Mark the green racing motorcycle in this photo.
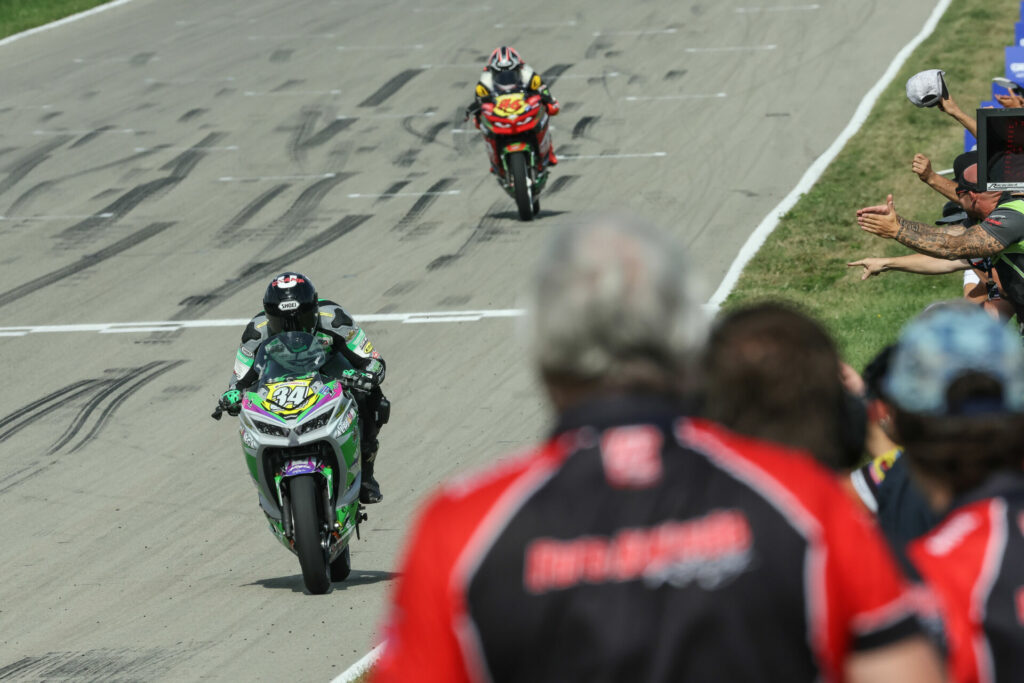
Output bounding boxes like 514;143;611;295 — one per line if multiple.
212;331;366;594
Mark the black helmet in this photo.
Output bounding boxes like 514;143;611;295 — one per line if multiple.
263;272;319;335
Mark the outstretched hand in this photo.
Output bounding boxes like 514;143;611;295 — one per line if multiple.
995;93;1024;109
856;194;900;239
846;258;887;280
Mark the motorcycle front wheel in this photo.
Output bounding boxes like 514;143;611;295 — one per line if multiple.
290;475;331;594
508;152;534;222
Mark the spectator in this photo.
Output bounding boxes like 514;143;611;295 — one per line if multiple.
912;153;958;203
373;217;943;683
848;343;939;550
856;152;1024;320
882;305;1024;682
699;301;865;470
847;200;1013;320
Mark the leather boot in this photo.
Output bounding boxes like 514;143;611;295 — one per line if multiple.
360;448;383;504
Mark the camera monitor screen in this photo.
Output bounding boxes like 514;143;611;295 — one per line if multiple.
978;108;1024;191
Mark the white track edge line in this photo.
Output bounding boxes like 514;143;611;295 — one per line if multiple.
706;0;953;310
0;0;139;48
330;642;386;683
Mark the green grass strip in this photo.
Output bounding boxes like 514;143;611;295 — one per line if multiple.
722;0;1019;369
0;0;117;39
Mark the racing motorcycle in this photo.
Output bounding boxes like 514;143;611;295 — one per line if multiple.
212;332;365;594
475;73;555;221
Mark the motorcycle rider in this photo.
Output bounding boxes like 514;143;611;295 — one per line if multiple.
218;272;389;504
464;46;560;168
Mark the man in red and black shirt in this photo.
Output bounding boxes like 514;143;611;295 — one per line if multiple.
374;217;943;683
880;304;1024;682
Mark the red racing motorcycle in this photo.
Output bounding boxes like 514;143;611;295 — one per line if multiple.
476;86;554;221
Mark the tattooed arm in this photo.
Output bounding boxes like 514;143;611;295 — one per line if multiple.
857;193;1005;258
892;217;1005;259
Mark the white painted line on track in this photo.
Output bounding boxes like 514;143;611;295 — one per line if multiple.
346;190;460;198
558;72;621;79
937;167;954;175
624;93;726;101
34;128;134;135
331;643;386;683
413;5;491;11
218;173;337;182
560;152;667;160
337;44;425;50
0;0;139;49
708;0;954;309
0;212;113;221
0;310;528;337
244;90;342;97
735;4;820;11
593;28;677;36
685;45;777;52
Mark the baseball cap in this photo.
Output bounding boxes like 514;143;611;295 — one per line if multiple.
952;150;981;193
884;305;1024;415
906;69;948;108
935;199;970;225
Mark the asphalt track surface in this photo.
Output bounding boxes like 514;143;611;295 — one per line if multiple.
0;0;937;679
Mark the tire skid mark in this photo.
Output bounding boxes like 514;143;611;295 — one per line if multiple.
393;178;456;231
216;183;290;239
8;180;56;215
0;647;197;680
374;180;410;202
0;361;184;494
166;215;372;323
0;136;71;198
58;135;222;241
401;117;453;148
542;63;574;87
426;202;518;270
288;109;356;162
0;222;175;309
70;124;115;149
546;174;579;194
571;116;599;139
358;68;424;107
273;173;354;234
178;108;207;122
66;361;185;454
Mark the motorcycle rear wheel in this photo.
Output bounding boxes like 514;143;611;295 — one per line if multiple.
291;475;331;594
508;152;534;222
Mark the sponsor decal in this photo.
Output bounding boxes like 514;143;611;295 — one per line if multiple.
476;83;489;98
524;509;753;593
271;275;305;289
600;425;663;488
494;92;527;117
278;300;300;311
1012;63;1024;76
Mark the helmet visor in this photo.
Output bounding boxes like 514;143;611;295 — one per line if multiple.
267;307;318;335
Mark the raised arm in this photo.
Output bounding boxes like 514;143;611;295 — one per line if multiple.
912;154;958;203
856;194;1003;259
938;92;977;138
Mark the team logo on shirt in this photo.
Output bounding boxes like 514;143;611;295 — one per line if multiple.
600;425;663;488
523;509;753;593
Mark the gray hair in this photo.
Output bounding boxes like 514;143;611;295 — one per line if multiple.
525;215;707;385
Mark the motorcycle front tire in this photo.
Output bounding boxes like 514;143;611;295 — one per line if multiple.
330;545;351;582
291;475;332;594
508;152;534;222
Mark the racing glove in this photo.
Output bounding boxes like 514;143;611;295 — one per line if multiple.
339;369;375;394
464;101;481;122
220;389;242;416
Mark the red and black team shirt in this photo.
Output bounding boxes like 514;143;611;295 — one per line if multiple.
908;473;1024;683
374;398;923;683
